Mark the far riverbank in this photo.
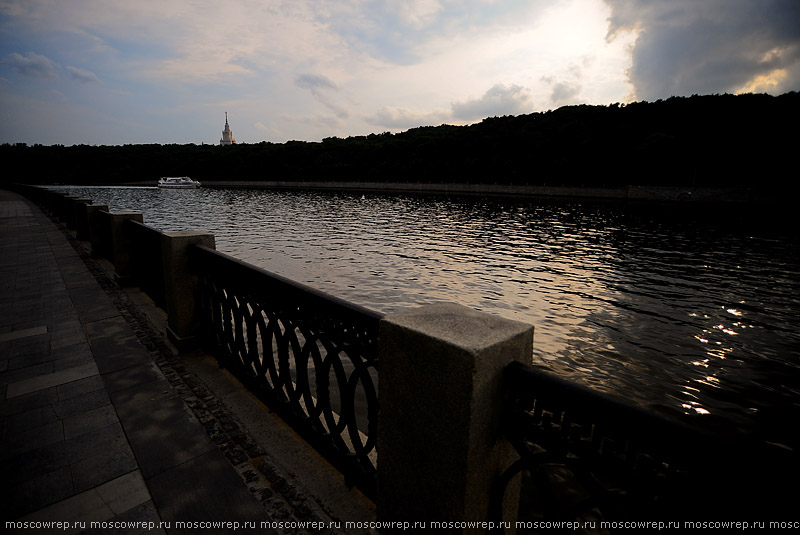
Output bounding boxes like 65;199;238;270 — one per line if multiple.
121;181;757;203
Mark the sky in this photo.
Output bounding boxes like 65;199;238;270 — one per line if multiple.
1;0;798;146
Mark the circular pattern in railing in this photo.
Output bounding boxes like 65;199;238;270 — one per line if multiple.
198;267;379;493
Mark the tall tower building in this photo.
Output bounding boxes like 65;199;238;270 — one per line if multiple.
220;112;236;145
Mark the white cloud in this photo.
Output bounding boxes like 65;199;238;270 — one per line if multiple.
736;68;789;94
3;51;60;78
67;66;101;84
550;81;582;104
10;0;764;142
295;73;350;119
388;0;444;30
366;106;450;129
296;73;338;94
3;51;100;85
451;83;533;120
8;1;344;84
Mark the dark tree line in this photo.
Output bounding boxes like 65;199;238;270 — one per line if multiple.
3;92;798;189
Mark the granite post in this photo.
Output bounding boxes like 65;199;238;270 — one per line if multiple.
377;302;533;533
161;230;216;351
66;197;92;230
57;194;80;224
82;203;109;245
74;200;99;240
108;212;144;284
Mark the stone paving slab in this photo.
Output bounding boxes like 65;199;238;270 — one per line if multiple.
15;470;161;535
0;325;48;342
112;388;216;479
147;449;268;534
6;361;100;398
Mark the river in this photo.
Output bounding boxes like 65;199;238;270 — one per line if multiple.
53;185;800;448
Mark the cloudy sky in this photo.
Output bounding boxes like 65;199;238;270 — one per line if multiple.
1;0;798;145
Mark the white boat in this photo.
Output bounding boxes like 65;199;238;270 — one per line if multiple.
158;176;201;189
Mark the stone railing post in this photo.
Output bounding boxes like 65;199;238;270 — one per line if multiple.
377;302;533;533
108;212;144;284
161;231;216;351
55;194;75;222
90;210;113;259
66;197;92;230
79;203;108;243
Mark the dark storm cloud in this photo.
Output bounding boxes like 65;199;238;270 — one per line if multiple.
604;0;800;99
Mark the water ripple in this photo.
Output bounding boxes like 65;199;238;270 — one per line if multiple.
55;186;800;445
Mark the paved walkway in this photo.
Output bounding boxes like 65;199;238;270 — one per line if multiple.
1;190;273;533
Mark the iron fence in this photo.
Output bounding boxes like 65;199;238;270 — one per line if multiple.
492;361;797;530
191;244;382;498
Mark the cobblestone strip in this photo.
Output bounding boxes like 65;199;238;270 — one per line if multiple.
44;210;337;535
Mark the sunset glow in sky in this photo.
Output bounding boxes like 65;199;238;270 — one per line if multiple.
1;0;798;145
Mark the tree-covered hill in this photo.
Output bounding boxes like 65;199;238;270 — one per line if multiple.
3;92;798;189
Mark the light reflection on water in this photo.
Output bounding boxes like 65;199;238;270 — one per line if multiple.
56;186;800;445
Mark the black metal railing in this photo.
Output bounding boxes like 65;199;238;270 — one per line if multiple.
127;220;166;307
191;244;382;498
492;361;797;529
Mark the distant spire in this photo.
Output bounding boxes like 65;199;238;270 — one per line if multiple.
220;112;236;145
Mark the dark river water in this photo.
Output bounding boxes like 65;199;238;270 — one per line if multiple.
54;186;800;448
